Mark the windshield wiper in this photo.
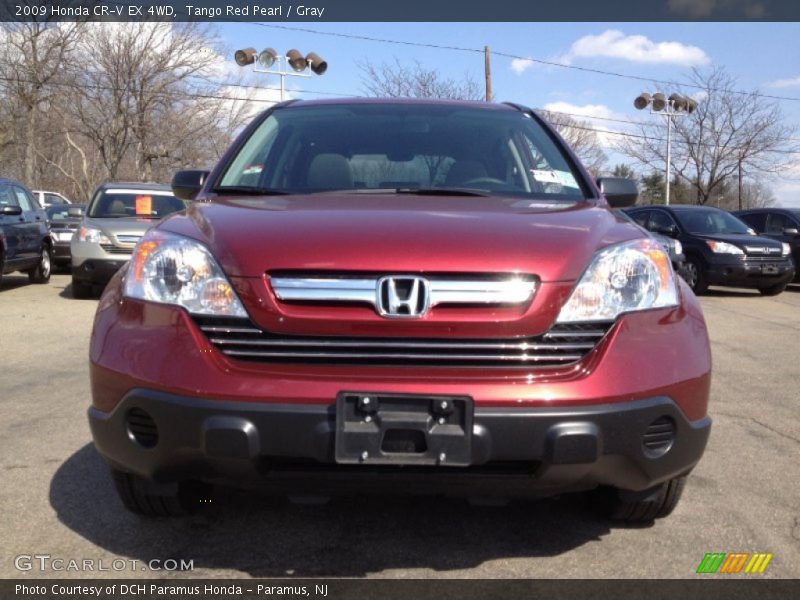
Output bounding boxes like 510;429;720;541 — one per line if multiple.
394;187;490;197
213;186;292;196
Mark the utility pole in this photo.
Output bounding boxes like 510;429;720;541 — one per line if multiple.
484;45;492;102
738;160;743;210
665;114;672;206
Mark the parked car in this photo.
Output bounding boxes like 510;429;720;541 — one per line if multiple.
625;204;794;295
733;208;800;282
0;178;52;288
46;204;86;268
33;190;72;207
70;182;186;298
615;209;687;279
88;99;712;523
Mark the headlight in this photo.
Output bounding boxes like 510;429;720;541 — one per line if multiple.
782;242;791;256
78;226;110;244
556;238;679;323
706;240;743;255
124;230;247;317
673;239;683;255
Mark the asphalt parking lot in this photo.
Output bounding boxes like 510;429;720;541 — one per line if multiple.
1;271;798;579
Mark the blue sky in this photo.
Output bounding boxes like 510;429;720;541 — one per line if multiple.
216;22;800;206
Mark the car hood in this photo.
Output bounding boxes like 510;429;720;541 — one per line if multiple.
159;195;642;283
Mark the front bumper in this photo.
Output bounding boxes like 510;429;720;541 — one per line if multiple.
705;256;795;287
72;258;129;285
89;389;711;494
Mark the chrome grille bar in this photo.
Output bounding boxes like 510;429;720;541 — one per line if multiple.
270;276;536;307
192;317;612;368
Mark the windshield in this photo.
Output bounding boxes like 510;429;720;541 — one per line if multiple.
88;190;185;219
216;103;588;200
46;204;85;220
674;209;752;235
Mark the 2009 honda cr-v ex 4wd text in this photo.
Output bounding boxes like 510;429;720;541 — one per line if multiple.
88;99;712;523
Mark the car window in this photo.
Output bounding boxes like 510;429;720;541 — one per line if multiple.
46;205;83;220
46;193;66;205
629;210;651;228
0;184;19;208
218;104;588;201
649;211;677;232
737;212;765;231
87;190;186;219
13;187;34;211
674;209;752;235
765;213;793;234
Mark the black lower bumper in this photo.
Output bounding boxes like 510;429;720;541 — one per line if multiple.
89;389;711;495
52;243;72;263
72;259;128;285
706;258;794;288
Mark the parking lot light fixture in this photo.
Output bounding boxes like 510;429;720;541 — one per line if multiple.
634;91;699;205
234;45;328;101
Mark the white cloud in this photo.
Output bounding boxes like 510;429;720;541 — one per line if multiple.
510;57;535;75
773;182;800;208
767;75;800;89
559;30;710;67
542;102;632;148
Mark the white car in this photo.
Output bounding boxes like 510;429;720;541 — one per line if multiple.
32;190;72;207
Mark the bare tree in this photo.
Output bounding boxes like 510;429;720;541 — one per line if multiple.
0;22;81;183
538;111;607;176
617;66;799;205
358;58;483;101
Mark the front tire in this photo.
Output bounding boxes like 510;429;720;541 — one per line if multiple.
683;258;708;295
110;468;211;517
759;282;787;296
27;244;51;283
604;476;687;523
71;277;93;299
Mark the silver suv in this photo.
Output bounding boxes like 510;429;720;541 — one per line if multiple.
70;182;186;298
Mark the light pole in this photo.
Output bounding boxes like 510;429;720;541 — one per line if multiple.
234;47;328;101
634;92;698;205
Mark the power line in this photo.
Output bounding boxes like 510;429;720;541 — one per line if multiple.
3;73;800;155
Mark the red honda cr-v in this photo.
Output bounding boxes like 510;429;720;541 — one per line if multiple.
88;99;711;522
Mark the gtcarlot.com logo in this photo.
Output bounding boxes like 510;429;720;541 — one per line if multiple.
14;554;194;572
696;552;773;574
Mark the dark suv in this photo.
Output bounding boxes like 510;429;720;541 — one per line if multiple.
625;204;794;295
0;178;52;289
733;208;800;282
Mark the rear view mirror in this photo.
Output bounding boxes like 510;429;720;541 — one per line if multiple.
172;170;210;201
1;205;23;216
597;177;638;208
783;227;799;236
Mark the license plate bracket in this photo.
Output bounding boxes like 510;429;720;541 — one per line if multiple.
762;263;780;275
335;392;473;466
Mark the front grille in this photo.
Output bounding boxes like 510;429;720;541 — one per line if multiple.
193;316;613;368
116;234;142;244
100;243;133;255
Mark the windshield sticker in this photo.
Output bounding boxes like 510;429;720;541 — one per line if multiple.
243;164;263;175
554;170;580;189
531;169;561;184
135;195;152;215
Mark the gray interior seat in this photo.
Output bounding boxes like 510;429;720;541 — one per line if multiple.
307;154;354;189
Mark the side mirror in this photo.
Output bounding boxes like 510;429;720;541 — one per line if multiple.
172;169;209;201
656;224;679;237
67;207;84;218
1;205;23;216
783;227;799;236
597;177;638;208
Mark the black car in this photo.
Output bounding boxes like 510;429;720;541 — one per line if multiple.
46;204;86;268
625;204;794;295
0;178;52;289
615;209;687;278
733;208;800;282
